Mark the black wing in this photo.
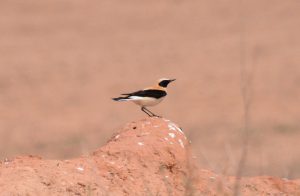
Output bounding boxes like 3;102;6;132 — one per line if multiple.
122;89;167;99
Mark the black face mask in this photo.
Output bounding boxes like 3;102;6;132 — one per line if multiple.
158;80;171;87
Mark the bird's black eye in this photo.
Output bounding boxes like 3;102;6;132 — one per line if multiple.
158;80;170;87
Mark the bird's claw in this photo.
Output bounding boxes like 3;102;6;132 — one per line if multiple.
151;114;162;118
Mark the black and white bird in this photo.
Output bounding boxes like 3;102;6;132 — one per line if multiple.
112;78;176;117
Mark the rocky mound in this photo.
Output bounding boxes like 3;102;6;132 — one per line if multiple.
0;118;299;195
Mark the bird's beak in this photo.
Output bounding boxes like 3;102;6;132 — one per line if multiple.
169;79;176;82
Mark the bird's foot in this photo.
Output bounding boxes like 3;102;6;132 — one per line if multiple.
150;114;162;118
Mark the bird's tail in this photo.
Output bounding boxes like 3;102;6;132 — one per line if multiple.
112;96;130;101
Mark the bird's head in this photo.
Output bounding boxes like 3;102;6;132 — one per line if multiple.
157;78;176;88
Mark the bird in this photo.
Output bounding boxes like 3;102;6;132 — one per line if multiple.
112;78;176;117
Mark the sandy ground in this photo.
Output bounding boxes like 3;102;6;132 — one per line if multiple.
1;118;299;195
0;0;300;178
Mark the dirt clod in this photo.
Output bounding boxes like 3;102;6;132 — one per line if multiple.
0;118;299;195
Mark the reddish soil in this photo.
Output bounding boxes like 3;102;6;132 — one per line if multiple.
0;118;299;195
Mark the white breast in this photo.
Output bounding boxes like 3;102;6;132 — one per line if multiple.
130;96;165;107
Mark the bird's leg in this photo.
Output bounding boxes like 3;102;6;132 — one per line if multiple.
143;107;161;118
141;107;153;117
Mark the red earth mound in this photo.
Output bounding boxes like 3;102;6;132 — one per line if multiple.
0;118;299;195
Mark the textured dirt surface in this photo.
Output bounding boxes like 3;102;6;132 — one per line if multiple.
0;118;299;195
0;0;300;178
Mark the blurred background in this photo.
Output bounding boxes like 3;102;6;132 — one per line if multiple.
0;0;299;178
